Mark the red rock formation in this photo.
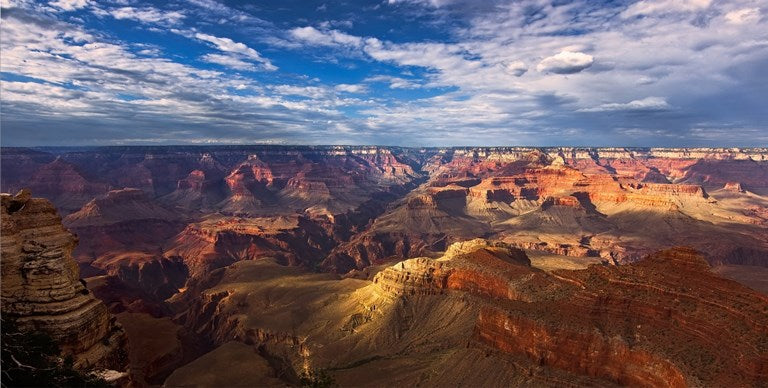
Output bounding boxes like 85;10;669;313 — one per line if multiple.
163;169;228;210
24;158;109;214
92;253;188;302
541;195;582;209
176;239;768;386
65;188;181;227
373;240;530;297
374;242;768;387
724;181;745;192
242;154;275;185
3;145;767;304
0;190;127;370
476;308;688;387
64;189;185;266
681;159;768;189
164;216;335;278
507;241;599;257
332;152;746;270
0;148;56;193
62;189;188;313
219;164;270;216
112;164;155;197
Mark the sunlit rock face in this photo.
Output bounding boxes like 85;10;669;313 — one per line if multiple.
0;190;127;370
325;146;768;272
374;243;768;386
174;240;768;386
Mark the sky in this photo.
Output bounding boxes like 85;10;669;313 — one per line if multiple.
1;0;767;147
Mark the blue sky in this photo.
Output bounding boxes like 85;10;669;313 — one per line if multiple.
1;0;766;146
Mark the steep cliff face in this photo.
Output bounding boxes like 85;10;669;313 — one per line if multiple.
0;190;127;370
372;242;768;387
476;247;768;387
475;308;688;387
372;239;535;299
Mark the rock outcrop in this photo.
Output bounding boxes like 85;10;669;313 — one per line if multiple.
5;146;766;276
63;189;188;311
23;158;109;214
174;239;768;386
323;147;768;272
0;190;127;370
724;181;745;192
373;242;768;387
164;215;335;278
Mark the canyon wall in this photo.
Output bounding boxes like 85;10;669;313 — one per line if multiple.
172;239;768;386
372;242;768;386
0;190;127;370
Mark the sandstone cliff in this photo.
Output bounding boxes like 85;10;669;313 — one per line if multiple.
172;239;768;386
1;190;127;370
373;242;768;387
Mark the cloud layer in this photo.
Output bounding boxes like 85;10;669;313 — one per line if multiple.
1;0;766;146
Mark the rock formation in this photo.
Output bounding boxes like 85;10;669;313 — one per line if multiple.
171;240;768;386
163;215;336;278
375;242;768;386
63;188;188;313
0;190;127;370
322;147;768;272
2;146;767;386
724;181;746;192
22;158;109;214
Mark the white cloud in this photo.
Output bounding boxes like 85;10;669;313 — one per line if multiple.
386;0;455;7
724;8;761;24
636;76;657;85
271;85;330;99
289;26;362;47
0;8;363;145
536;51;594;74
186;0;269;26
579;97;671;112
3;0;768;146
365;75;421;89
49;0;89;11
195;33;276;71
335;84;367;93
502;60;527;77
362;38;488;90
195;33;261;60
110;7;185;25
201;54;256;71
622;0;712;18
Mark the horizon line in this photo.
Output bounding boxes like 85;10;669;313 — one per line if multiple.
2;144;767;150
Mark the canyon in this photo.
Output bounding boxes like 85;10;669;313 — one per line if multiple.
2;145;768;386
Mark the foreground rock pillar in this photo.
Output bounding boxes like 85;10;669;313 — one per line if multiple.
1;189;128;370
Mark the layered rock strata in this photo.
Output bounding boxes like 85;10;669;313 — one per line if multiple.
0;190;127;370
174;239;768;386
374;242;768;387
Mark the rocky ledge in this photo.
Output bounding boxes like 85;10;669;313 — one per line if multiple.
1;190;127;370
373;241;768;386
